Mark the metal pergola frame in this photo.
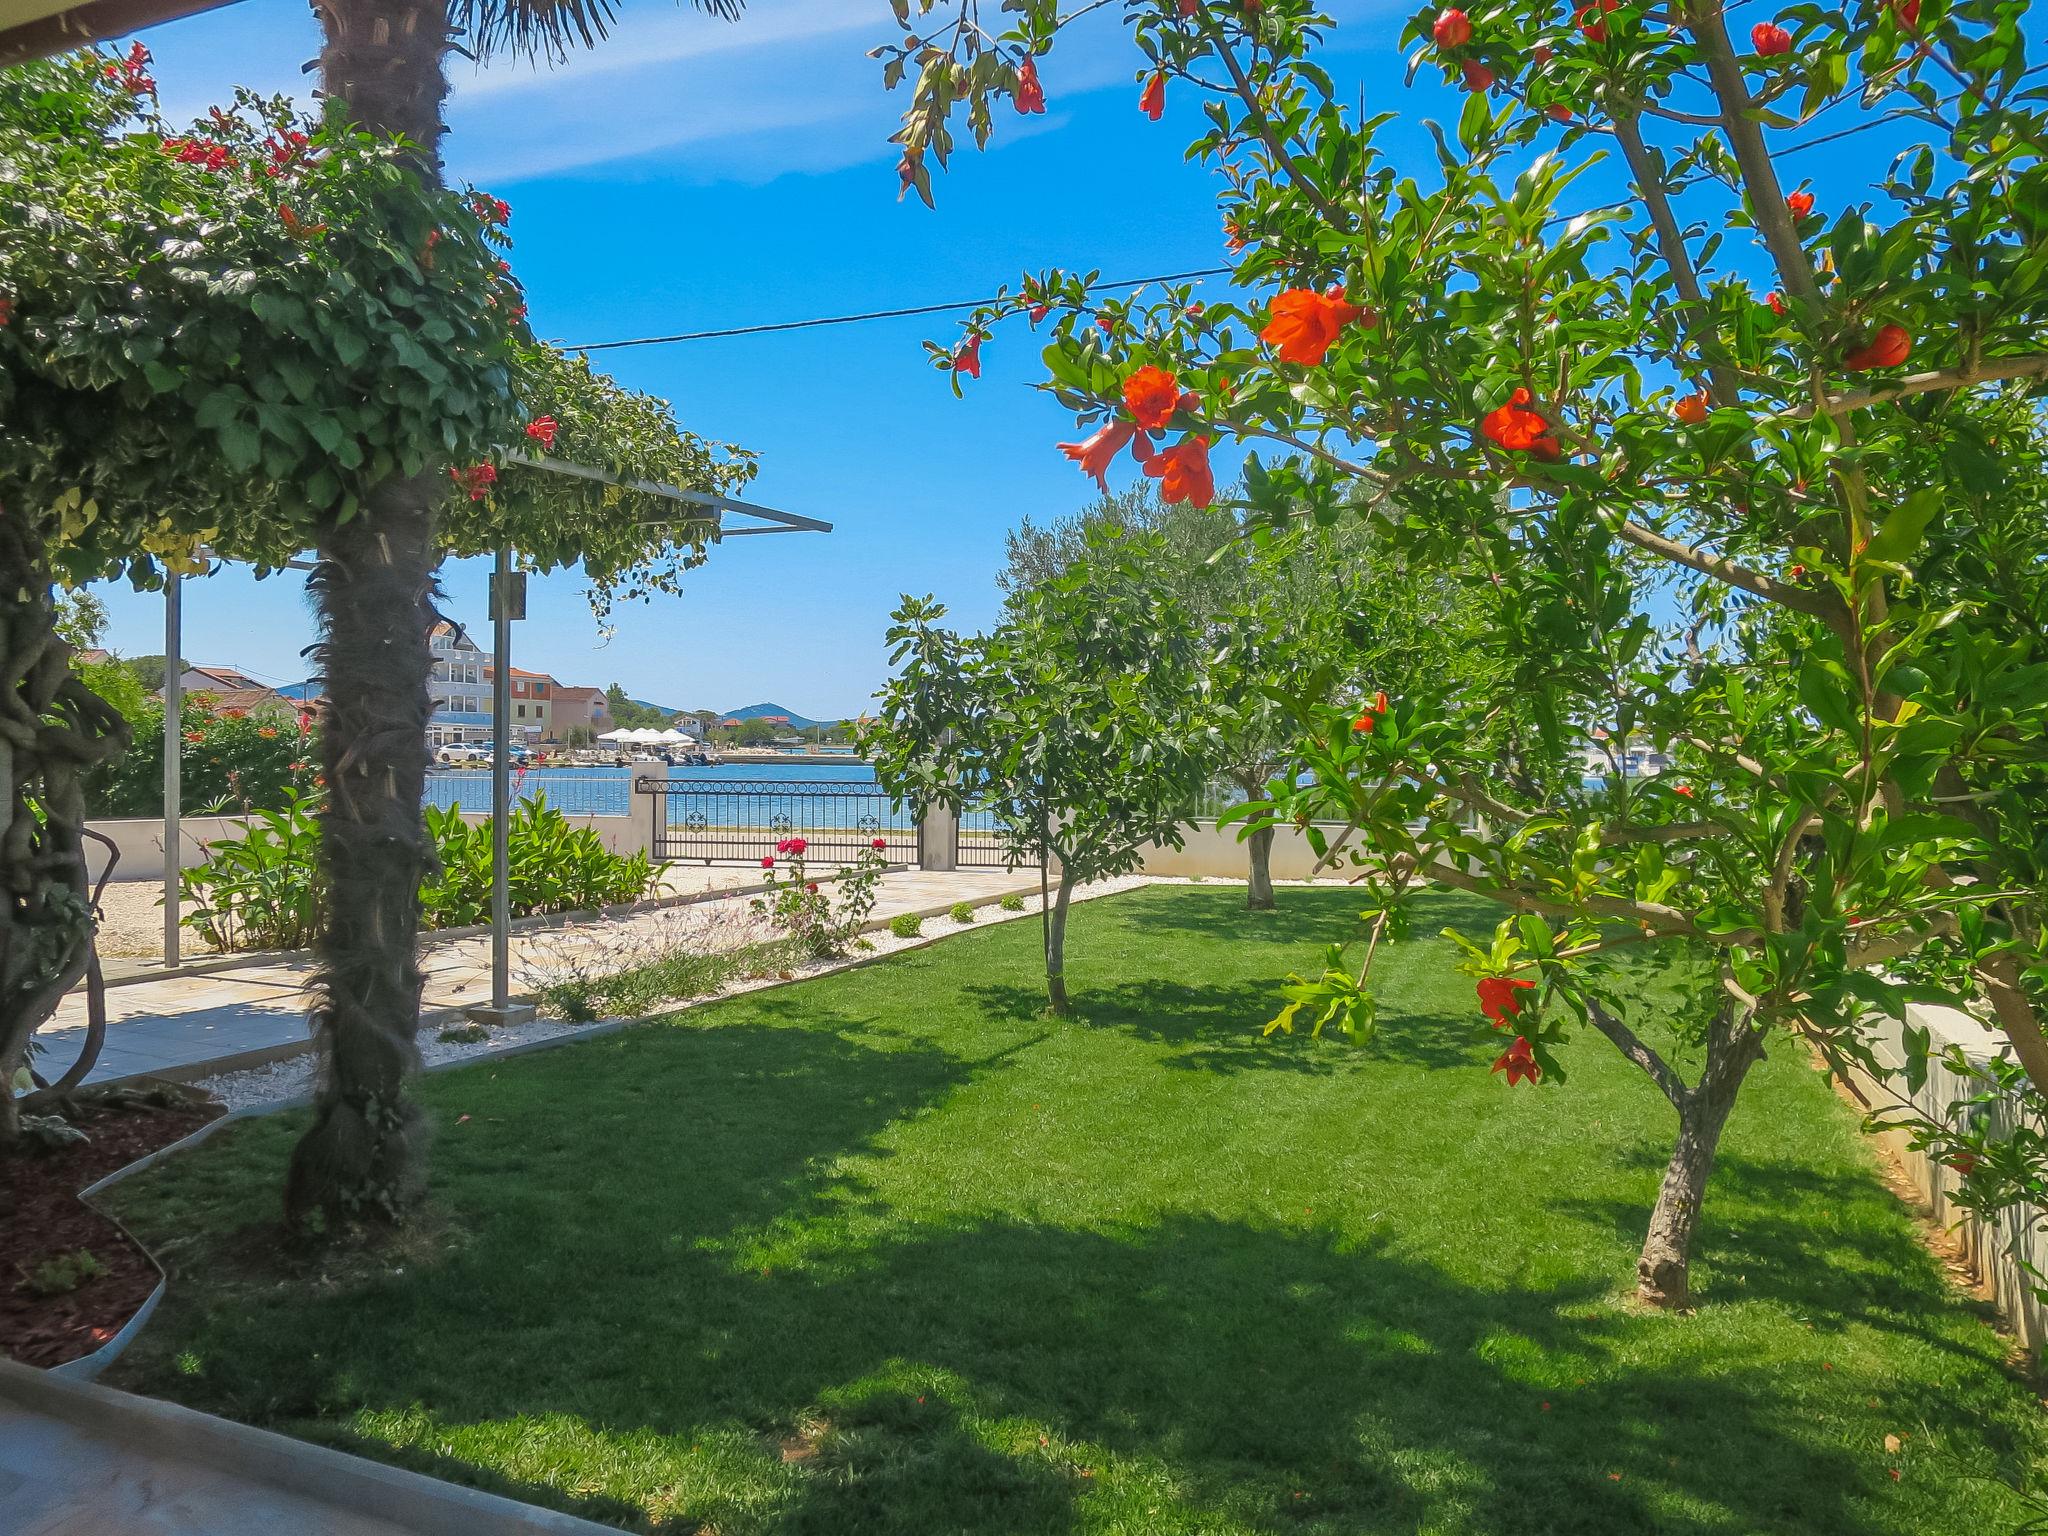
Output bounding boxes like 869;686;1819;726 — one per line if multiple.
155;459;830;1028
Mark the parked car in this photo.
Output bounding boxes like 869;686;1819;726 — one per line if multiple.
435;743;488;766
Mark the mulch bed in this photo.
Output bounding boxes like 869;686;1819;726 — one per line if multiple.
2;1092;221;1369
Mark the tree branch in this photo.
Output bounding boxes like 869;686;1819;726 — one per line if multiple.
1586;997;1690;1108
1614;517;1835;617
1792;354;2048;418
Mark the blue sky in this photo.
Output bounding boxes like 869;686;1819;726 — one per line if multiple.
80;0;1418;715
89;0;1907;716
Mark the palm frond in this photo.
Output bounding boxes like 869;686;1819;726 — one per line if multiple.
461;0;746;65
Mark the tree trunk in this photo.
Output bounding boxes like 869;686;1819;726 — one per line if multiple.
1044;866;1077;1016
285;0;451;1226
1245;824;1276;911
0;514;130;1150
1634;1007;1763;1309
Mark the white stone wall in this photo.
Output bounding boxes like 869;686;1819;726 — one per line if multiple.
1843;1000;2045;1356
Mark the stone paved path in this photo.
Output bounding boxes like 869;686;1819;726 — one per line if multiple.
40;867;1040;1085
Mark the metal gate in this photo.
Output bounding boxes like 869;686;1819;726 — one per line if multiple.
636;776;917;864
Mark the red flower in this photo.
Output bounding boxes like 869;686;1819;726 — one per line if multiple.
277;205;328;240
1015;56;1046;114
1480;387;1562;460
473;194;511;224
1433;8;1473;48
1122;366;1182;431
297;711;314;734
1533;42;1553;64
1785;190;1814;219
1180;0;1200;14
1751;21;1792;55
1672;391;1709;425
525;415;559;449
258;726;278;739
183;730;204;744
872;837;888;851
1577;0;1617;42
1140;71;1167;121
1260;285;1373;366
952;335;983;378
1673;783;1695;798
1943;1151;1981;1178
1372;690;1389;714
1767;291;1788;316
1461;59;1493;92
449;463;498;501
1477;975;1535;1028
788;836;808;855
1842;323;1911;371
1492;1035;1541;1085
1058;420;1138;490
806;882;820;894
105;41;155;95
0;296;13;327
1096;312;1115;334
1548;104;1572;122
1352;713;1377;734
1894;0;1920;27
1143;437;1216;509
761;856;775;868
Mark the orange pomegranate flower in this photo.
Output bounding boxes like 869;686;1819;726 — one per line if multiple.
1672;391;1709;425
1260;285;1373;366
1492;1035;1542;1086
1015;56;1046;115
1842;323;1910;371
1785;190;1815;218
953;335;982;378
1480;387;1562;460
1143;437;1215;509
524;415;559;449
1058;420;1138;490
1121;366;1182;431
1476;975;1535;1028
1140;71;1166;121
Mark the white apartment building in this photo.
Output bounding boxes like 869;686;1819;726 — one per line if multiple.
428;622;493;746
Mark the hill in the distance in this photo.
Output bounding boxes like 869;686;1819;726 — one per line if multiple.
718;702;836;731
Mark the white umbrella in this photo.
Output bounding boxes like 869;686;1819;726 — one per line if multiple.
596;728;631;743
653;728;691;745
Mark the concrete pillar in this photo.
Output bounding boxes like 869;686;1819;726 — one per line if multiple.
918;803;958;871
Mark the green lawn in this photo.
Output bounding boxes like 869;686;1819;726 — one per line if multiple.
106;886;2043;1535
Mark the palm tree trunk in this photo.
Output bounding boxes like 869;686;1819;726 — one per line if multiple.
285;0;452;1225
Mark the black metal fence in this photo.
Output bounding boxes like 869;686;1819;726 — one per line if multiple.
636;776;919;865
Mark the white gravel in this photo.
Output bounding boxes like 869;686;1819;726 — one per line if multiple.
190;873;1160;1112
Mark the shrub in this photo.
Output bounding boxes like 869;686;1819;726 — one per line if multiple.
889;913;923;939
750;837;889;960
999;892;1024;912
536;936;805;1023
86;696;318;817
182;792;666;953
949;901;976;923
26;1249;106;1297
436;1023;490;1045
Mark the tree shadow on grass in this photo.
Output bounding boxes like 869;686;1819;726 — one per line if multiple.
1547;1148;2024;1381
116;1015;2026;1535
201;1210;1963;1536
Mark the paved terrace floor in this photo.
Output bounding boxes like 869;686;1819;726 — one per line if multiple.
42;867;1039;1086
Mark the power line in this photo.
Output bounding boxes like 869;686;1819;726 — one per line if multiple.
558;266;1233;352
556;108;1937;354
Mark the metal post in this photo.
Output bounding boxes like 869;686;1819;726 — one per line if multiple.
470;547;533;1026
161;571;181;970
